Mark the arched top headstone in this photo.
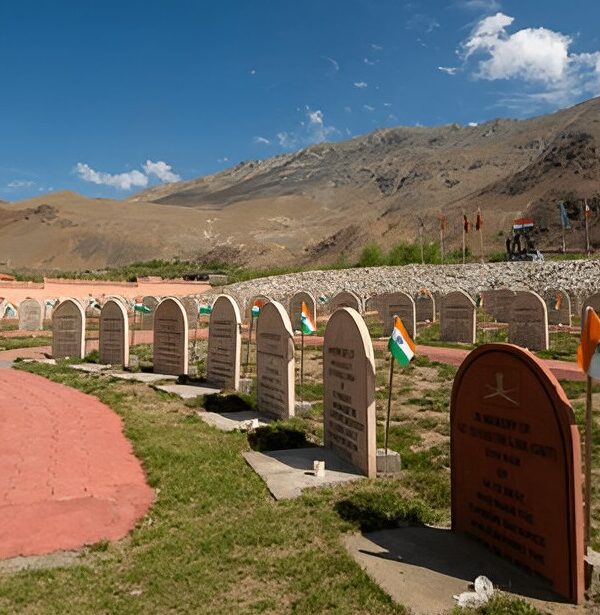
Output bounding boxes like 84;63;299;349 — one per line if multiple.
99;298;129;367
255;300;295;418
18;298;43;331
440;290;476;344
153;297;189;375
323;307;376;478
480;289;516;322
52;298;86;359
582;292;600;326
330;291;362;313
288;291;317;332
414;290;435;323
542;289;572;326
1;301;17;318
508;290;549;351
373;292;416;338
450;343;584;603
207;295;242;390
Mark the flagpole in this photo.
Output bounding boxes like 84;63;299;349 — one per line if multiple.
462;212;466;265
585;374;593;549
300;329;305;407
245;315;254;376
585;199;591;255
384;356;395;475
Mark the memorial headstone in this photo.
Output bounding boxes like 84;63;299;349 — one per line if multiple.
1;302;17;319
18;298;43;331
288;291;317;332
508;291;549;351
52;298;86;359
323;307;376;478
207;295;242;390
374;292;416;338
153;297;189;375
415;290;435;322
140;296;159;330
99;298;129;366
582;292;600;326
330;291;362;313
481;289;516;322
450;343;584;604
542;290;572;326
440;291;476;344
255;301;295;418
180;296;199;330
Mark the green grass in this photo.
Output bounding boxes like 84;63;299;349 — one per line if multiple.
0;361;408;615
536;331;580;362
0;336;52;350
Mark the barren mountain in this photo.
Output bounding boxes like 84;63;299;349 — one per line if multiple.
2;97;600;270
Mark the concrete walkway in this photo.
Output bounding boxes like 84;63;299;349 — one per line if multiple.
0;368;154;559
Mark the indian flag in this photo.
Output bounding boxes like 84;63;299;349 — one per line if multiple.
300;301;316;335
388;316;416;367
251;305;260;318
134;302;152;314
578;307;600;380
199;304;212;315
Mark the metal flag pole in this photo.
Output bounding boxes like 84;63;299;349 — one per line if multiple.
300;328;305;407
462;212;467;265
585;200;591;255
384;355;395;476
245;314;254;376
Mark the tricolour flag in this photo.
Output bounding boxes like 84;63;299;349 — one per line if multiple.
559;201;571;229
554;294;562;311
463;214;470;233
134;302;152;314
578;307;600;380
251;305;260;318
388;316;416;367
199;304;212;315
475;209;483;231
513;217;534;232
300;301;316;335
585;201;592;219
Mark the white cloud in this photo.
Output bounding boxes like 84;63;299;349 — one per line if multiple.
306;107;337;142
383;102;392;107
468;121;479;126
143;160;181;183
75;163;148;190
217;157;229;163
363;104;375;112
461;12;600;107
250;69;256;75
371;43;383;51
344;106;352;113
363;58;379;66
7;180;34;189
254;136;270;145
322;56;339;71
438;66;458;75
406;13;440;34
353;81;368;88
457;0;501;11
277;131;295;148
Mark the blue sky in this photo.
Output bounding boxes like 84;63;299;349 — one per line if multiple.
1;0;600;200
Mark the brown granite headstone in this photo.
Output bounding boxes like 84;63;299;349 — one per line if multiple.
288;291;317;332
323;307;376;478
18;298;43;331
415;290;435;322
207;295;241;390
330;291;362;313
374;292;416;338
542;290;572;326
508;291;549;351
140;296;159;330
440;291;476;344
99;298;129;367
52;298;86;359
255;301;295;418
451;343;584;603
582;292;600;326
153;297;189;375
481;289;516;322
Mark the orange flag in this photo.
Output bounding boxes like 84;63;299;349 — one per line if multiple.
578;307;600;378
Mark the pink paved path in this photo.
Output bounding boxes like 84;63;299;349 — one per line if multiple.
0;369;155;559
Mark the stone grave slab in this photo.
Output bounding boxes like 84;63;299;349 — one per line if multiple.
415;291;435;322
99;298;129;367
207;295;241;390
440;290;476;344
330;291;362;313
18;298;43;331
243;447;367;500
344;527;579;615
154;383;221;399
480;289;516;322
451;343;584;603
197;410;273;433
508;290;549;350
323;307;376;478
256;301;295;418
69;363;111;373
288;291;317;332
107;371;178;384
52;298;86;359
153;297;189;375
374;292;416;338
543;290;572;326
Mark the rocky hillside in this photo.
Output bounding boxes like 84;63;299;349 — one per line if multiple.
1;97;600;270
